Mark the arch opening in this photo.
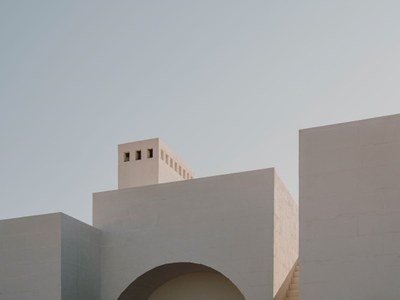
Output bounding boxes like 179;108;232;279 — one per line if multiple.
117;262;245;300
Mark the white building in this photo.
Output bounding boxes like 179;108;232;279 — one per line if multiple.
2;113;400;300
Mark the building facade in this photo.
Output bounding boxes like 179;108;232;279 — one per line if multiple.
1;114;400;299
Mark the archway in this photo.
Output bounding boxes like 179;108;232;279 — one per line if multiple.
117;262;245;300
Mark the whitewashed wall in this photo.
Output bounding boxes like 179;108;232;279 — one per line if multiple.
300;114;400;300
94;169;277;300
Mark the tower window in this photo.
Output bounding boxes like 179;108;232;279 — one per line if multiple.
135;150;141;160
147;148;153;158
124;152;130;162
161;150;164;160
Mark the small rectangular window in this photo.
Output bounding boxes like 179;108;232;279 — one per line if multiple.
135;150;141;160
179;166;182;175
170;158;173;168
174;162;177;171
166;154;169;164
124;152;130;162
183;169;186;178
147;148;153;158
161;150;165;160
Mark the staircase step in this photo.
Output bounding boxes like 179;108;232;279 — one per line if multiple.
289;283;299;290
284;264;299;300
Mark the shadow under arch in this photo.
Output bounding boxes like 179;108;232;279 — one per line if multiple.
117;262;244;300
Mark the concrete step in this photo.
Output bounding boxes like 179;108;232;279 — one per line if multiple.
284;264;299;300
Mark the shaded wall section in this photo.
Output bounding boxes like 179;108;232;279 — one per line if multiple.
0;213;101;300
61;214;101;300
0;213;62;300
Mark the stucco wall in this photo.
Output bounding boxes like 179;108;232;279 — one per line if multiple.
61;214;101;300
0;213;62;300
93;169;276;300
300;114;400;300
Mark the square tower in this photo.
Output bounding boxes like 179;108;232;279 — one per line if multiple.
118;138;194;189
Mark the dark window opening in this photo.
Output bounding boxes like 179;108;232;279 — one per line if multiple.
147;148;153;158
124;152;130;162
135;150;142;160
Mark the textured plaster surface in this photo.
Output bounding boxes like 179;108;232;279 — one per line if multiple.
300;114;400;300
273;172;298;296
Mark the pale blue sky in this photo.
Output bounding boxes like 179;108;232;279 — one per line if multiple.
2;1;400;224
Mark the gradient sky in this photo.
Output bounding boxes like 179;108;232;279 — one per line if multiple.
2;0;400;224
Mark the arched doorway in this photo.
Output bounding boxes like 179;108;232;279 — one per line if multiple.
117;262;245;300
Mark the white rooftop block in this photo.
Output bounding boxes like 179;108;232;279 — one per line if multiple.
118;138;194;189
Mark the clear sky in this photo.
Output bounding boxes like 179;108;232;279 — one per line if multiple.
2;0;400;224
